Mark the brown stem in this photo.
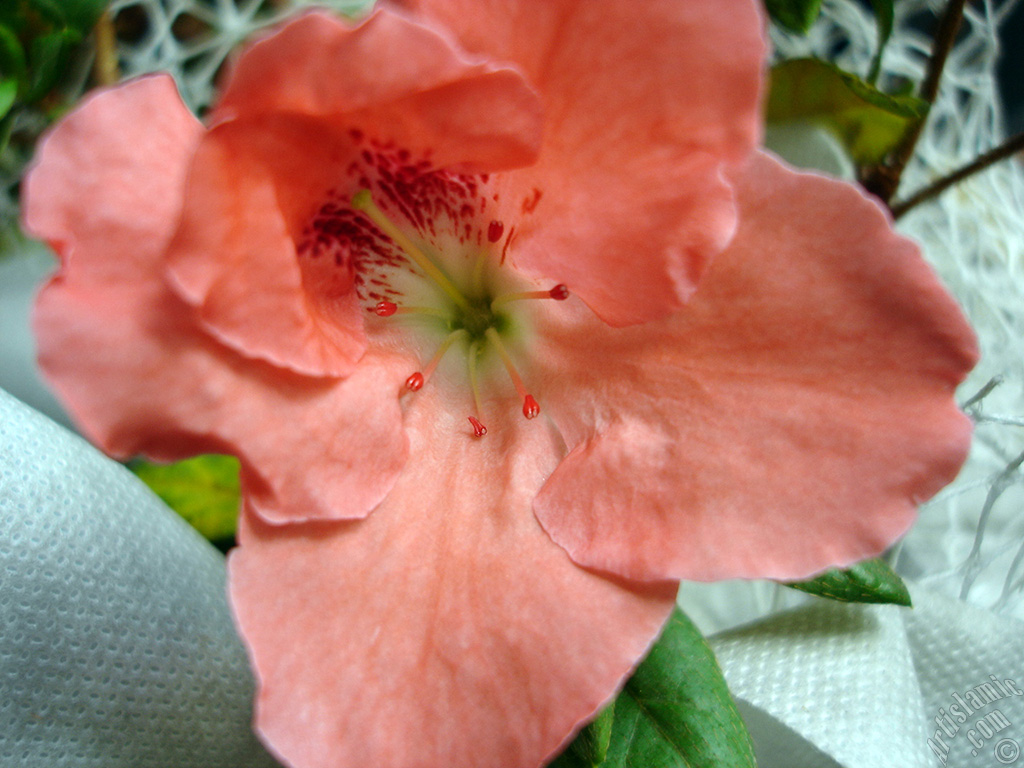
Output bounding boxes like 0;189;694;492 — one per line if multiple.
93;10;120;87
890;131;1024;219
860;0;969;204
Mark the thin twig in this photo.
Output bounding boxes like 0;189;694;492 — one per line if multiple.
93;10;120;87
860;0;969;204
891;131;1024;218
961;375;1003;411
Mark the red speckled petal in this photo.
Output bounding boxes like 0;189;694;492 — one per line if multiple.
531;153;978;582
25;76;409;524
398;0;766;325
165;8;543;377
229;396;676;768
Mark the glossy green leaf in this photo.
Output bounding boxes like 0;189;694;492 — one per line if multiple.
0;78;16;119
767;58;928;164
764;0;823;33
867;0;895;83
131;454;241;542
24;0;69;27
0;24;27;82
0;111;13;154
785;558;912;606
551;702;616;768
24;28;76;102
53;0;109;32
603;608;754;768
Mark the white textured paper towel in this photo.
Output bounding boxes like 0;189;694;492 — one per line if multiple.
0;388;279;767
712;585;1024;768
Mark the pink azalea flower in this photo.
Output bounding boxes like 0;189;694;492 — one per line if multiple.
23;2;976;768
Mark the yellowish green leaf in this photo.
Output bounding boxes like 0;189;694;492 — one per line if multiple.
768;58;927;165
131;454;241;542
786;558;912;606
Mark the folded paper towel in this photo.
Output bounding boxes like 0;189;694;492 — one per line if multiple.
0;388;279;767
712;585;1024;768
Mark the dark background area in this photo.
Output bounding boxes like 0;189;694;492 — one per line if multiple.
998;1;1024;133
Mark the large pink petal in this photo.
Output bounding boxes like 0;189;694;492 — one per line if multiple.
215;8;542;174
229;395;676;768
166;8;543;377
163;116;369;379
532;152;978;582
398;0;766;324
25;76;409;524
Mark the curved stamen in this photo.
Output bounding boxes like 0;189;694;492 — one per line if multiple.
375;301;447;320
467;340;487;437
484;327;540;420
490;284;569;310
352;190;472;312
405;329;467;392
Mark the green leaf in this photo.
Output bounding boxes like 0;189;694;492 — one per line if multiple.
0;77;16;118
601;608;755;768
131;454;241;542
53;0;109;33
767;58;928;164
867;0;895;84
785;558;912;606
764;0;823;33
0;110;14;155
24;0;69;27
548;703;615;768
24;28;77;102
0;24;27;82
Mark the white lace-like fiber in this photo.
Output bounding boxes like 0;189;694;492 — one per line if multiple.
108;0;372;110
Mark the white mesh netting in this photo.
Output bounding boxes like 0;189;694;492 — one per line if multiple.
106;0;372;110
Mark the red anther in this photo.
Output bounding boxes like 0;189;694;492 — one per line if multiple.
548;284;570;301
487;220;504;243
468;416;488;437
405;372;425;391
522;395;540;419
375;301;397;316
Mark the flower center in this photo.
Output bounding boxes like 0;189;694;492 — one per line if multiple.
350;189;567;437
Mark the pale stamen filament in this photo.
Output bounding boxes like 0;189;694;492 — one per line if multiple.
466;340;488;437
352;190;472;312
471;252;488;296
490;284;569;310
484;327;540;419
375;301;448;320
405;329;467;392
